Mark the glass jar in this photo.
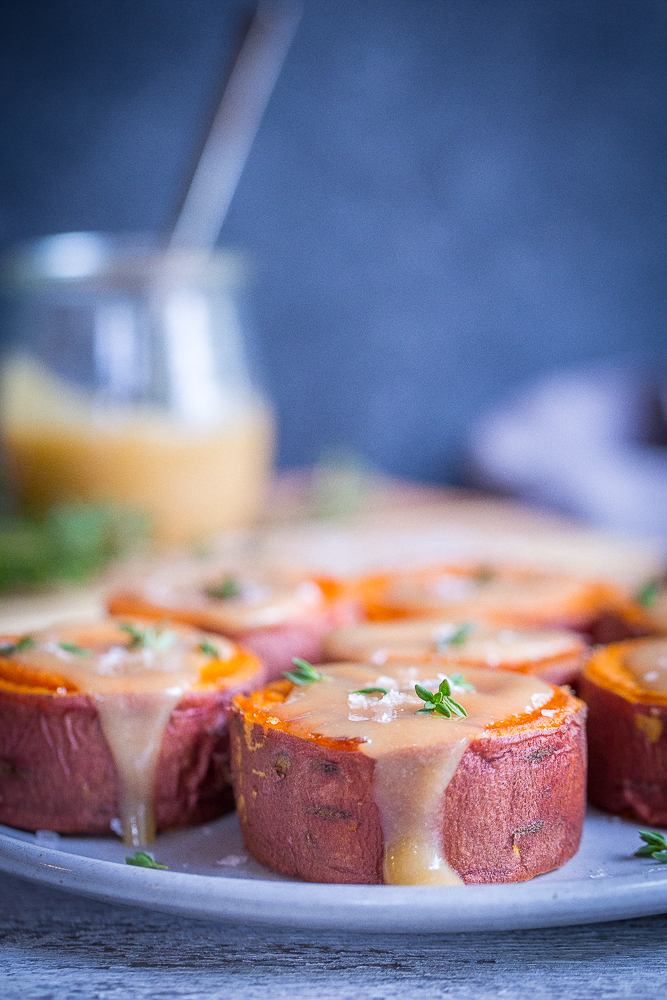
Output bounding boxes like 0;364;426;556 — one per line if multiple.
0;232;274;545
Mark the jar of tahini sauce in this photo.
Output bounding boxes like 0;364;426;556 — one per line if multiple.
0;233;274;545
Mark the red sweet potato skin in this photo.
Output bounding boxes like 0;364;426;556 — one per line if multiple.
581;674;667;826
230;705;587;884
230;718;384;883
234;616;342;682
0;679;257;834
441;714;587;882
584;612;649;645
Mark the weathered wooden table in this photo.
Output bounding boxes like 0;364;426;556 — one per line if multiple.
2;872;666;999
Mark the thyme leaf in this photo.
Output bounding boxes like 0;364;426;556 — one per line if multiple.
414;675;470;719
636;579;661;609
448;672;477;692
351;686;389;695
206;576;242;601
635;829;667;861
59;641;91;656
125;851;169;870
199;640;220;658
284;657;327;685
436;622;473;651
0;635;36;656
119;623;176;652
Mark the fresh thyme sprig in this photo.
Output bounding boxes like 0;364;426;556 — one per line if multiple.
125;851;169;870
199;640;220;658
636;579;662;609
284;657;327;685
415;675;474;718
352;686;389;695
447;673;477;692
0;635;36;656
59;641;91;656
436;623;473;651
206;576;242;600
119;623;176;653
635;830;667;863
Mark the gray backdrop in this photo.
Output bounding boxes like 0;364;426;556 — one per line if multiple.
0;0;664;482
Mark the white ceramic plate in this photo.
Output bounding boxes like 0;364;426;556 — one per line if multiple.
2;808;667;933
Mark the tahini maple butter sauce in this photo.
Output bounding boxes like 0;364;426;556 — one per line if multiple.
324;619;584;669
0;361;273;545
381;569;598;623
624;639;667;697
128;561;327;632
260;662;558;886
6;621;242;846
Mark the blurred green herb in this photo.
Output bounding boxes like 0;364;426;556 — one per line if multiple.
119;623;176;653
284;657;326;685
447;672;477;692
475;567;495;585
0;502;148;595
636;579;661;609
199;640;220;658
206;576;242;600
311;446;373;521
0;635;36;656
352;686;389;696
59;642;90;656
415;675;474;718
635;830;667;863
125;851;169;870
436;623;473;651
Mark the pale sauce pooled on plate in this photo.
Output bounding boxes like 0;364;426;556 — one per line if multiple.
8;622;236;846
269;662;557;886
625;639;667;697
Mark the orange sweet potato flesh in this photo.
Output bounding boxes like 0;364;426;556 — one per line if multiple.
360;565;649;644
108;589;360;682
323;645;587;688
0;622;264;834
230;681;587;884
581;642;667;826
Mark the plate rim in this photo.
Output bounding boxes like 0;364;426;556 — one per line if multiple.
3;825;667;934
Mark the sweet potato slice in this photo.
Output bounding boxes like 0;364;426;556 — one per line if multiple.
359;564;648;643
231;664;586;884
323;618;588;687
108;564;361;681
581;639;667;825
0;619;263;836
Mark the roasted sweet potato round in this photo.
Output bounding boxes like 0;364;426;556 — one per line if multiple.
231;661;586;885
581;638;667;825
323;618;588;686
0;619;263;842
359;564;647;643
108;561;360;681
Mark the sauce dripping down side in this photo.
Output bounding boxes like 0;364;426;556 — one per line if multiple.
260;661;558;885
8;621;237;846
